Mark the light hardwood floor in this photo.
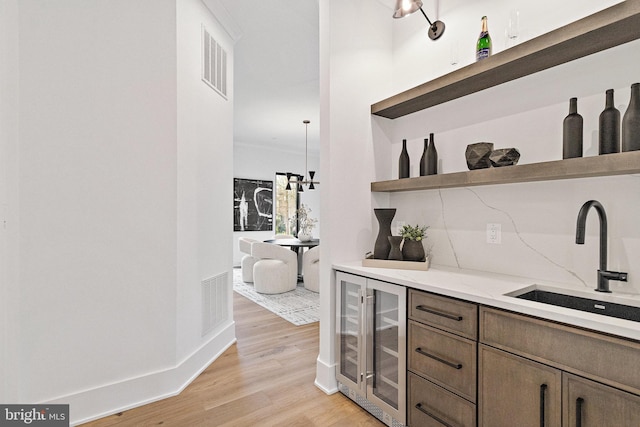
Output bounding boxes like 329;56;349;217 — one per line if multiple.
81;291;383;426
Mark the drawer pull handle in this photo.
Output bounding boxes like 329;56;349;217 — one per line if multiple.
415;347;463;369
416;305;463;321
576;397;584;427
540;384;547;427
415;403;455;427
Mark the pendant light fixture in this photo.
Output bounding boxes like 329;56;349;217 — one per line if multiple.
286;120;319;192
393;0;445;41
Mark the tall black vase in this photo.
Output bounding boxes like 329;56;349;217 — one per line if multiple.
563;97;583;159
419;138;428;176
427;133;438;175
622;83;640;152
373;209;396;259
399;139;410;179
599;89;620;155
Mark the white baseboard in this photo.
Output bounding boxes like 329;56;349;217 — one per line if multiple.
53;322;236;426
314;355;338;394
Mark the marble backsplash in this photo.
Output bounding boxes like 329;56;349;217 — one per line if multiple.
387;174;640;295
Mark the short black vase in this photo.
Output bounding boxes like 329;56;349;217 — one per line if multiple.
387;236;403;261
563;97;583;159
402;239;425;262
599;89;620;155
374;209;396;259
622;83;640;152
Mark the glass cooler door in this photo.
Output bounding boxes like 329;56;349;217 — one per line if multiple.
367;279;406;423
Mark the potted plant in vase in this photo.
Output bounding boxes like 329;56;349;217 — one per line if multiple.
400;224;429;262
295;204;318;242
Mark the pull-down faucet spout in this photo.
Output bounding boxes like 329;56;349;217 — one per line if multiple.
575;200;628;293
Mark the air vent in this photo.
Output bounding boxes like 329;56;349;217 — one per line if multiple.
202;271;229;336
202;26;228;98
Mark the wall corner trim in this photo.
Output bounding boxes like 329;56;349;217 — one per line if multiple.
55;323;236;426
314;355;338;395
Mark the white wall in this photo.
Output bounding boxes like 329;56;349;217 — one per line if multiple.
16;0;178;404
0;0;19;404
176;0;235;367
317;0;640;393
5;1;236;423
315;0;394;393
232;142;320;266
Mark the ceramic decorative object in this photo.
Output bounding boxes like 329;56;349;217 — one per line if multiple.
399;139;410;178
419;138;428;176
622;83;640;152
298;232;312;242
373;208;396;259
563;97;583;159
426;133;438;175
465;142;494;169
489;148;520;167
599;89;621;154
387;236;403;261
402;240;425;262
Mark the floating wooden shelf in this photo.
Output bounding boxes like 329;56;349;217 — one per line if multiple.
371;151;640;192
371;1;640;119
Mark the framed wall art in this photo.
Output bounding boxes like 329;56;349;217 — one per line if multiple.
233;178;273;231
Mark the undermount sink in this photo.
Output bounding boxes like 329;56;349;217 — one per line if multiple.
508;287;640;322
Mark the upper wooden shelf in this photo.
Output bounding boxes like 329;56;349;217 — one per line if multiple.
371;151;640;192
371;1;640;119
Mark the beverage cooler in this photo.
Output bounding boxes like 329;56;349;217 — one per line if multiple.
335;271;406;426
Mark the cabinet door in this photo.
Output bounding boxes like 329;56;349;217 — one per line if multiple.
335;272;366;393
479;345;562;427
366;278;406;424
564;373;640;427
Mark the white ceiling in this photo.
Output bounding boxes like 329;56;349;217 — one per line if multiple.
208;0;320;154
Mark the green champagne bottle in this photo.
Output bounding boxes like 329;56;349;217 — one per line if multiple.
476;16;492;61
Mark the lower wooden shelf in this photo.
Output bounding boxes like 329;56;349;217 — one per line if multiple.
371;151;640;192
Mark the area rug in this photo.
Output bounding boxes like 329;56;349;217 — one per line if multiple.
232;268;319;326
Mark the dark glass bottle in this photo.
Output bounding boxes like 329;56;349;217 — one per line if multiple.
599;89;620;155
427;133;438;175
420;138;428;176
399;139;410;178
622;83;640;152
476;16;492;61
563;97;583;159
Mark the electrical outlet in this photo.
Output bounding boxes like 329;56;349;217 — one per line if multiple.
382;412;392;426
487;223;502;244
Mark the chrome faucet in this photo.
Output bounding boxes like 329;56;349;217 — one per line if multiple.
575;200;628;293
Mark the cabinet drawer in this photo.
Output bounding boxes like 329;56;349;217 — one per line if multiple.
409;289;478;339
409;372;476;427
480;307;640;395
409;321;477;402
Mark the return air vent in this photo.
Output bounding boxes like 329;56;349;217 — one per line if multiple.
202;271;229;337
202;25;228;98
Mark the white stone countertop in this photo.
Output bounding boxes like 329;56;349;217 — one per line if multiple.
333;261;640;341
